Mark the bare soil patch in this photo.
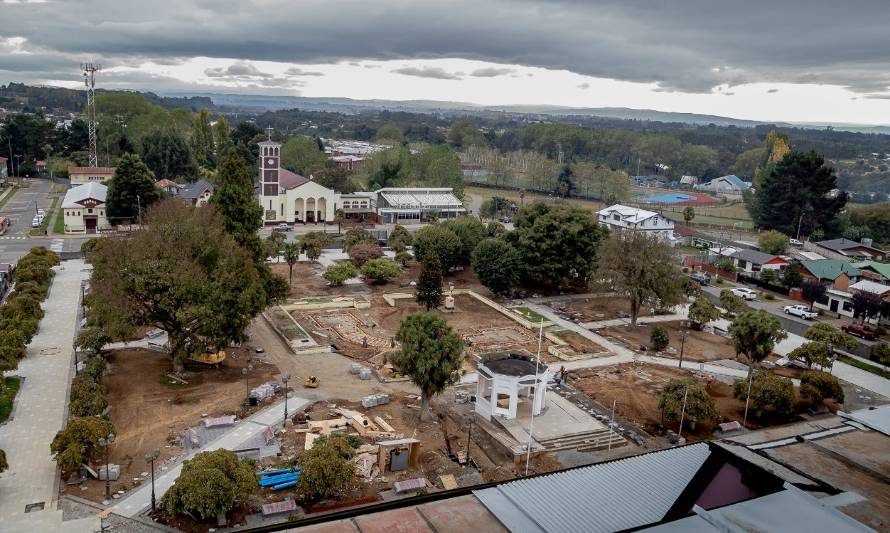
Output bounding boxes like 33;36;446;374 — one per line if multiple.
64;347;279;504
550;295;665;322
600;321;737;362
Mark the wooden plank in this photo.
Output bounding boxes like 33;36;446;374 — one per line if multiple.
439;474;458;490
374;416;396;433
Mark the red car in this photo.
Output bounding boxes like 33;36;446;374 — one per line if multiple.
841;323;878;341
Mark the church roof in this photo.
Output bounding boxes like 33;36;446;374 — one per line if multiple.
279;169;310;190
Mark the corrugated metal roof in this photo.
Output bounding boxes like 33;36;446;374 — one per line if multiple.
839;405;890;437
641;486;876;533
474;443;711;533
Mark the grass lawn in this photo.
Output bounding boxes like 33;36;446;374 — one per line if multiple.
52;209;65;234
0;377;22;423
465;185;605;213
511;306;548;323
839;356;890;380
662;210;755;228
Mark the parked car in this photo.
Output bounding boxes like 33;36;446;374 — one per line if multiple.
783;304;818;320
31;217;43;228
273;223;292;232
688;273;710;286
789;238;803;247
499;216;512;224
841;323;878;341
731;287;758;300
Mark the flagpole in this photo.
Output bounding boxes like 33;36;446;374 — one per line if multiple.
524;318;544;476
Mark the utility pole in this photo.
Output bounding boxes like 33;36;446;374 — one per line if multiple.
81;63;101;167
678;325;688;369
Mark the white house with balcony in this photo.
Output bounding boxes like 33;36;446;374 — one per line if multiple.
597;204;676;243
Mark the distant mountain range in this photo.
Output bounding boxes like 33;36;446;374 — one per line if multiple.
158;91;890;134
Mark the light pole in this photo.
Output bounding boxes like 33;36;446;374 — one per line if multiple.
282;373;290;424
678;322;688;369
242;364;253;406
144;448;160;512
98;433;115;501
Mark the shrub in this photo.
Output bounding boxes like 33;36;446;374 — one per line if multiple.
360;259;401;284
733;371;794;417
298;435;356;503
800;371;844;405
348;242;383;267
688;298;719;330
82;356;107;382
650;326;669;351
69;375;108;417
388;225;412;249
343;228;374;252
323;263;358;286
51;417;115;471
160;449;256;520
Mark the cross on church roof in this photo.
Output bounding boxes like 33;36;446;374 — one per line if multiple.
266;126;273;140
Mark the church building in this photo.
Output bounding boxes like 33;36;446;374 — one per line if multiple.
257;139;341;224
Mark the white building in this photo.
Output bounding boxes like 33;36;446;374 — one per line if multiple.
597;204;676;243
475;355;549;422
62;181;110;234
373;187;466;224
257;139;341;224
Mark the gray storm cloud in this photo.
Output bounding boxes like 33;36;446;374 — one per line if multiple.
0;0;888;95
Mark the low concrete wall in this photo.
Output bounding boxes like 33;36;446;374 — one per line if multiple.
262;306;324;354
280;295;370;312
383;288;554;330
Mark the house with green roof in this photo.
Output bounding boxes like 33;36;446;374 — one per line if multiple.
855;261;890;284
798;259;861;292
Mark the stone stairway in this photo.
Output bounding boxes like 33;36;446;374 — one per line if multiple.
536;428;628;452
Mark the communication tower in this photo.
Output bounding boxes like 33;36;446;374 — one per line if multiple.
81;63;101;167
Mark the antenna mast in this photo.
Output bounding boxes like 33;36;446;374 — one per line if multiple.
81;62;101;167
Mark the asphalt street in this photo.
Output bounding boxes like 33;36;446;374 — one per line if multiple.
0;179;88;264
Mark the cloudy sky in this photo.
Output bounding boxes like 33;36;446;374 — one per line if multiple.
2;0;890;124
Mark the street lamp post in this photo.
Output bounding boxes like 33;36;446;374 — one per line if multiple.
678;323;688;369
98;433;115;502
144;448;160;512
242;364;253;406
282;373;290;424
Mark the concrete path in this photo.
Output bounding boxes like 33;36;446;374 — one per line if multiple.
111;394;311;518
580;307;689;330
0;259;98;532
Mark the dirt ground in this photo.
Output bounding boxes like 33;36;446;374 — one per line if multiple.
553;330;607;354
600;321;738;362
64;347;280;503
570;363;752;440
550;295;667;322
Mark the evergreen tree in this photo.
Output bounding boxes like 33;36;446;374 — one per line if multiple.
754;150;847;237
213;115;233;157
416;255;444;311
140;129;196;182
105;153;160;222
191;108;215;167
211;149;264;259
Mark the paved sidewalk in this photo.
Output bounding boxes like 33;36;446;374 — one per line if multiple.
0;259;98;532
580;306;689;330
111;394;312;518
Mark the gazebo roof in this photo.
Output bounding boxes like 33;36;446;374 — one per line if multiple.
481;355;547;377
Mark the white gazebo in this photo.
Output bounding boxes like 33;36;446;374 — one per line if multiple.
475;355;549;421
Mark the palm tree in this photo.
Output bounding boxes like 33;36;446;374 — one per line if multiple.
282;242;301;286
334;208;345;234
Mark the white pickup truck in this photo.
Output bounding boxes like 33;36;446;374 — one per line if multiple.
783;304;817;320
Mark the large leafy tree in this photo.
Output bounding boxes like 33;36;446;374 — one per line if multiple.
412;224;462;272
719;289;748;316
800;280;827;310
281;135;327;175
597;230;684;325
508;204;607;287
160;449;255;520
106;153;160;222
282;242;301;286
392;313;464;419
213;115;233;156
754;150;847;237
191;108;215;168
51;417;115;471
471;239;521;296
852;290;883;324
416;255;443;311
442;218;487;264
733;371;794;417
139;129;196;182
800;371;844;407
657;379;717;428
688;297;720;330
361;259;401;284
88;200;266;370
729;310;787;380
